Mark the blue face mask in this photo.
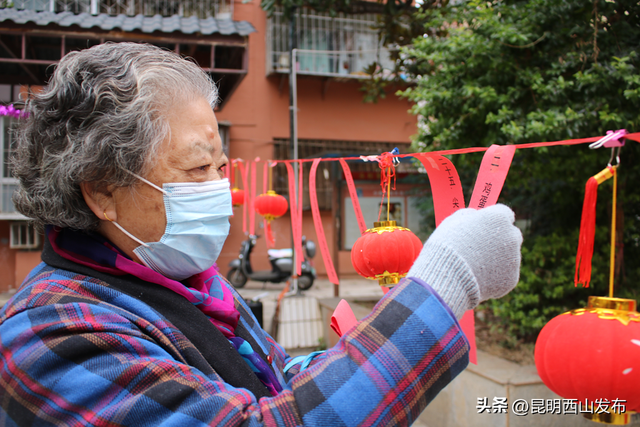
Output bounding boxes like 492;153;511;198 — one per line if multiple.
111;175;232;280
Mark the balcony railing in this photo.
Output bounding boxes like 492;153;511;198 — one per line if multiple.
267;7;394;78
3;0;233;19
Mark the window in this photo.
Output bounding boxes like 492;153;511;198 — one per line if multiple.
1;115;20;216
10;222;40;249
267;7;394;78
219;121;230;156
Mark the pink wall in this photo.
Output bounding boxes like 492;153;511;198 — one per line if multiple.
15;251;42;287
0;223;41;292
266;77;416;143
215;1;417;281
0;222;15;292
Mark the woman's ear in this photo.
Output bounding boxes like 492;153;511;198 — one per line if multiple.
80;182;117;223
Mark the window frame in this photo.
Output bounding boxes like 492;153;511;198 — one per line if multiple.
10;221;41;250
0;114;25;219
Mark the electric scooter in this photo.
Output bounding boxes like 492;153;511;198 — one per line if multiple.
226;235;317;290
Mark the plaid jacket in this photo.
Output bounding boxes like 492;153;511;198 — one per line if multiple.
0;259;468;426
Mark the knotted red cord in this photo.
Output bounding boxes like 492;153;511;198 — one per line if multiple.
377;151;397;221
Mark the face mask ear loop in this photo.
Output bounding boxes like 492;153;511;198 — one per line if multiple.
104;209;150;248
129;172;169;196
111;221;151;248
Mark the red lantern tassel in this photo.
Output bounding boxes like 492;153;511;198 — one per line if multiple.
265;221;275;247
574;167;615;287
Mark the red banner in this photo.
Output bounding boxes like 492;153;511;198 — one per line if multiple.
415;154;465;226
459;144;517;365
285;162;304;275
339;159;367;235
250;160;257;236
309;158;339;285
263;162;269;246
237;160;248;234
468;145;517;209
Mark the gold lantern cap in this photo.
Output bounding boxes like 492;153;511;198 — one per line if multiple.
583;409;635;425
367;270;406;287
588;296;636;312
568;296;640;326
367;220;413;234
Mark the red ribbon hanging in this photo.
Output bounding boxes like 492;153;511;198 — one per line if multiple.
285;162;304;276
263;162;271;247
468;145;517;210
250;160;258;236
310;158;339;285
462;144;517;365
298;161;304;275
415;154;466;226
236;160;249;234
339;159;367;235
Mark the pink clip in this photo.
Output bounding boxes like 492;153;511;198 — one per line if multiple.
590;129;627;149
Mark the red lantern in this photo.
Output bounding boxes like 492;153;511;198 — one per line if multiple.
231;187;245;207
254;190;288;245
535;296;640;424
351;220;423;287
254;190;288;220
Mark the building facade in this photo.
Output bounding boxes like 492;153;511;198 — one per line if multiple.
0;0;421;292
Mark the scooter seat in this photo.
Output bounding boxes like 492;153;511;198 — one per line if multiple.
250;271;284;282
268;248;293;258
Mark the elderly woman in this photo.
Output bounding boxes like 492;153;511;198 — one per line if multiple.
0;42;522;426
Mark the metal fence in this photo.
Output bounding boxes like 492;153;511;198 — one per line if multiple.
267;6;394;78
4;0;233;18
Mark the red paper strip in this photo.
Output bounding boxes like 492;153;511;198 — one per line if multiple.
297;161;304;276
460;144;516;365
227;162;234;218
285;162;304;276
263;162;268;193
626;133;640;143
263;162;269;247
459;310;477;364
415;154;466;227
339;159;367;235
330;299;358;337
468;145;517;209
250;160;257;236
310;158;339;285
415;153;475;362
237;161;248;234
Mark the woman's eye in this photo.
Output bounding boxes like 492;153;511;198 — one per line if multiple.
197;165;209;171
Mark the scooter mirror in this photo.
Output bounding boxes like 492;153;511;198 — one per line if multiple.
305;239;316;259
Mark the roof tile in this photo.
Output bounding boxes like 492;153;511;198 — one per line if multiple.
0;8;255;36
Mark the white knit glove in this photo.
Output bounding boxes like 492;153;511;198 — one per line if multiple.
407;204;523;319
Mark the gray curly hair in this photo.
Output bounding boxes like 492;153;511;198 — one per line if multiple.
12;42;218;231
